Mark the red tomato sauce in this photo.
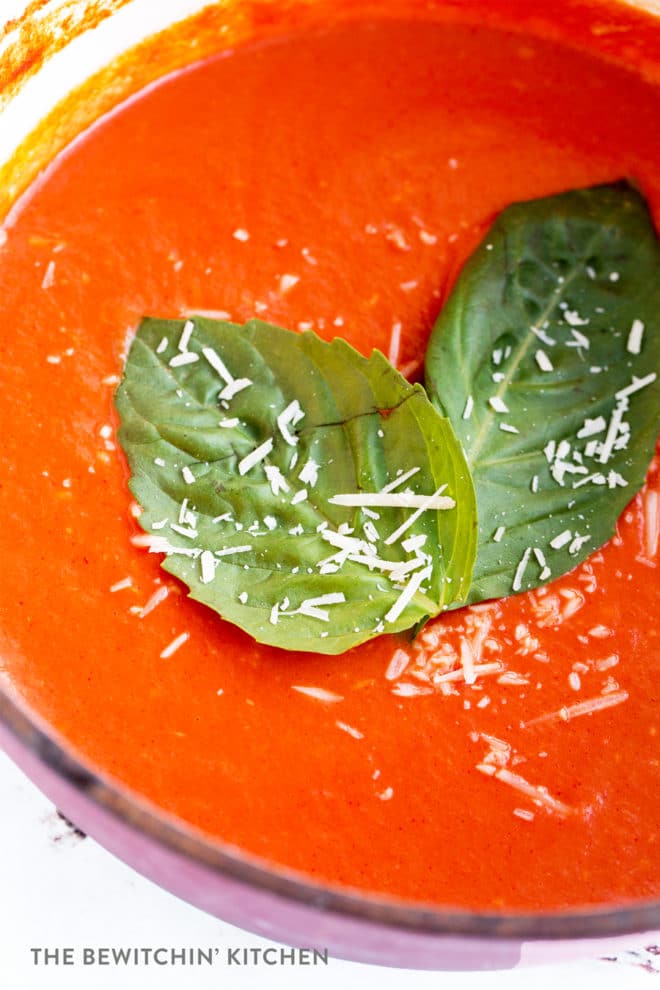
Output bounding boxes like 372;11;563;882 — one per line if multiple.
0;13;658;911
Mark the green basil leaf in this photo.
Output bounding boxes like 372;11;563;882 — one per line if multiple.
116;317;476;653
425;181;660;605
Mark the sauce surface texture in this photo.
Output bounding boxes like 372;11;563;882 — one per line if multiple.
0;14;658;910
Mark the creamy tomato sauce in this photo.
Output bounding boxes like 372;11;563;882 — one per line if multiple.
0;15;658;911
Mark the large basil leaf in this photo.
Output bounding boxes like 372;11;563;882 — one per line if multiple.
116;318;476;653
425;182;660;604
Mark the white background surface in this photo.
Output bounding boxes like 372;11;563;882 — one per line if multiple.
1;750;658;989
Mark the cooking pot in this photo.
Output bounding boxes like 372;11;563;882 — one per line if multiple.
1;0;658;969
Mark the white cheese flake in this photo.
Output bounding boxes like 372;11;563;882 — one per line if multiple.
384;565;432;624
156;337;168;354
41;259;56;289
291;685;343;703
512;548;532;592
401;533;427;554
550;529;572;550
607;470;628;489
331;491;454;511
493;526;505;543
388;322;402;366
564;309;589;327
336;721;364;740
597;400;628;465
264;464;290;495
181;466;195;485
577;416;607;439
363;520;380;543
499;423;519;434
169;351;199;368
170;522;198;540
232;228;249;242
178;319;195;352
543;440;556;463
615;372;656;401
219;377;252;401
380;466;421;494
238;438;273;475
298;459;319;487
277;399;305;445
279;273;299;293
138;585;169;618
110;577;133;593
178;498;195;526
460;639;476;685
489;396;509;413
462;395;474;420
160;632;190;659
200;550;216;584
291;489;308;505
568;533;591;555
385;648;410;681
535;349;553;372
526;690;628;727
627;318;645;355
384;485;453;547
565;328;590;350
294;592;346;622
202;346;233;384
530;325;556;347
214;545;252;558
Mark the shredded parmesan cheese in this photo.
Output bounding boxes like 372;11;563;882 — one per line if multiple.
525;690;629;727
277;400;305;445
330;491;454;510
109;577;133;593
380;466;421;494
336;721;364;740
139;586;169;618
535;349;553;372
169;351;199;368
476;764;571;817
626;319;645;355
384;565;432;624
160;632;190;658
550;529;572;550
238;438;273;475
200;550;216;584
385;649;410;681
512;548;532;592
292;685;343;703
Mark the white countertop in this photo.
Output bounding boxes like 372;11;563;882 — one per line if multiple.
1;749;658;990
